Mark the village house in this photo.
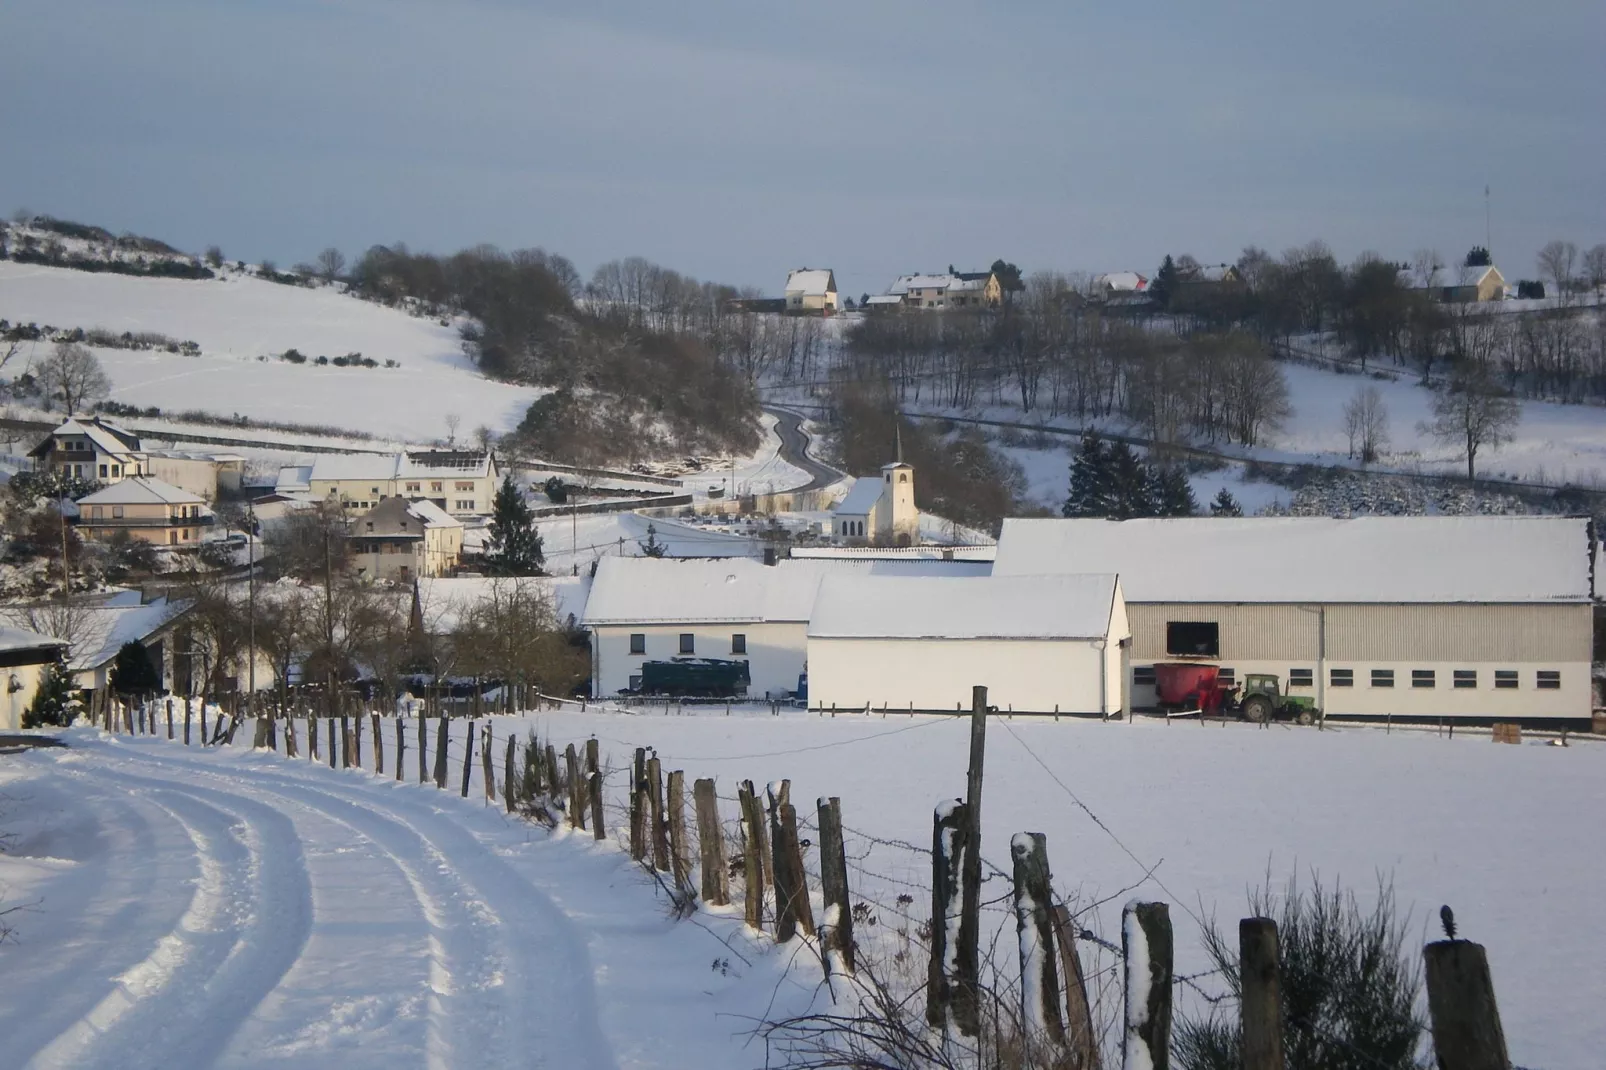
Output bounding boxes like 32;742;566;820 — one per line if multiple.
885;271;1001;310
348;497;464;581
75;476;209;546
832;460;918;544
298;449;500;518
784;268;838;314
1091;271;1150;298
0;624;68;731
1413;263;1506;303
28;417;244;499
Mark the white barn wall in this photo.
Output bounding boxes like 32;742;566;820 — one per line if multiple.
593;621;804;698
808;637;1114;715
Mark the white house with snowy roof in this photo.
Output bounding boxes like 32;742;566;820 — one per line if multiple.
296;449;500;518
784;268;838;313
832;461;918;544
807;573;1130;716
992;516;1598;722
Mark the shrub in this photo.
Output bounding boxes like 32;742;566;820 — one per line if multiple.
282;348;306;364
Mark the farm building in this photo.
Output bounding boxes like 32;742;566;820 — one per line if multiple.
806;573;1129;715
582;555;988;699
0;625;68;731
992;516;1598;722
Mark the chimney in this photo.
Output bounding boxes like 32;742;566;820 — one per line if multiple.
762;547;778;566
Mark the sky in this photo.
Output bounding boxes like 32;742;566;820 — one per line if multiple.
3;0;1601;294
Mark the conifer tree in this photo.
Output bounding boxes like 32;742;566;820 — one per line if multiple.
1151;254;1180;309
637;523;667;558
1063;432;1116;517
1149;464;1198;516
486;474;545;575
24;663;80;728
1108;441;1155;518
109;640;161;696
1210;487;1243;517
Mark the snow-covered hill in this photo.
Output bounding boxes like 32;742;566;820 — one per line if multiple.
0;260;544;442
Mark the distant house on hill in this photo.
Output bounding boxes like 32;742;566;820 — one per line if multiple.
75;476;209;546
1412;263;1506;303
299;450;500;518
28;417;242;500
784;268;838;314
884;271;1001;310
1092;271;1149;296
348;497;464;581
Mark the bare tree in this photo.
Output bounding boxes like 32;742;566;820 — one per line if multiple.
35;342;111;416
1582;244;1606;292
443;413;461;447
316;247;347;282
1421;362;1520;480
1537;240;1578;303
1342;384;1390;464
204;245;225;269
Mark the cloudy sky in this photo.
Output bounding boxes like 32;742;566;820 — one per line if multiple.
4;1;1600;293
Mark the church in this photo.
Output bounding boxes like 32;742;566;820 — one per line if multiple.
831;460;918;544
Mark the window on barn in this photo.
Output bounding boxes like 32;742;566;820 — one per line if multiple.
1288;668;1313;688
1165;622;1219;657
1494;670;1518;689
1370;669;1394;688
1132;666;1156;686
1536;670;1561;690
679;633;695;655
1329;668;1353;688
731;633;747;655
1453;670;1477;689
1412;669;1436;689
629;633;645;655
629;674;642;691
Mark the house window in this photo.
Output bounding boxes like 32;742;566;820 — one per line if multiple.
1536;670;1561;690
99;464;108;478
406;482;421;493
91;506;103;519
370;486;379;495
1165;621;1219;657
1453;670;1478;689
1411;669;1436;689
168;532;177;545
679;633;695;654
455;481;474;492
1371;669;1394;688
1288;668;1314;688
629;633;645;655
455;500;474;511
113;505;124;519
629;674;642;691
731;633;747;655
1494;670;1518;690
1132;666;1156;686
111;464;121;477
431;482;443;492
1329;668;1353;688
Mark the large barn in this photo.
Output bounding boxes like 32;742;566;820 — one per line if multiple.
992;517;1599;723
807;573;1129;715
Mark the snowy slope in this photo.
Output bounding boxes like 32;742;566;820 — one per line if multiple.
0;261;543;441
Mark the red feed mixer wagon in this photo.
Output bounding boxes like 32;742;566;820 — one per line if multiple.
1152;662;1231;713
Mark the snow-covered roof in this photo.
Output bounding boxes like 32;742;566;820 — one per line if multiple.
406;499;462;528
809;574;1121;640
947;276;989;293
1187;264;1236;283
863;294;905;306
77;476;205;506
68;600;186;671
308;453;401;482
583;556;990;626
790;545;997;561
1093;271;1148;292
0;624;67;656
894;274;960;292
275;465;313;494
308;451;495;483
993;517;1596;604
785;269;835;297
1412;264;1501;289
833;476;884;518
32;417;143;458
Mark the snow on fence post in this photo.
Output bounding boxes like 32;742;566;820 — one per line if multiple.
482;724;495;802
1239;917;1284;1070
927;798;968;1029
1013;833;1065;1052
737;780;768;932
586;739;604;839
629;748;647;860
253;712;270;749
1122;901;1173;1070
566;744;583;829
955;684;989;1038
285;716;299;759
1051;904;1101;1070
694;778;729;906
647;757;669;870
667;770;692;895
1423;937;1511;1070
772;801;814;941
460;719;476;798
433;717;450;788
817;796;854;975
373;712;384;776
504;735;517;813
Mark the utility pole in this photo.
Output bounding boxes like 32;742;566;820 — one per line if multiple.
58;497;71;599
954;684;988;1036
246;504;256;717
323;523;336;719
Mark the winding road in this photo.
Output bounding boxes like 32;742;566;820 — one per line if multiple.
762;405;842;492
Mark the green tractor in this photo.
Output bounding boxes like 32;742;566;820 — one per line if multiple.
1235;673;1319;726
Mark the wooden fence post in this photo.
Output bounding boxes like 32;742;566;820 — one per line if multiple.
166;698;174;740
1240;917;1284;1070
817;796;854;974
927;799;968;1028
460;718;476;798
434;716;450;788
328;718;337;769
310;716;319;761
504;735;518;812
1012;833;1065;1049
667;770;691;894
774;801;815;941
1122;901;1172;1070
695;778;729;907
200;701;208;745
184;696;192;745
954;684;989;1038
395;717;405;781
647;757;668;870
482;724;495;802
353;712;362;768
373;712;383;776
284;714;298;759
629;748;647;860
1424;939;1511;1070
1051;905;1101;1070
566;743;583;828
418;715;428;783
254;712;270;749
738;780;767;931
589;770;604;839
545;743;560;806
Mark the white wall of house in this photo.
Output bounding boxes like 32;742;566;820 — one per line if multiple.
591;621;806;698
1;662;54;731
807;636;1118;715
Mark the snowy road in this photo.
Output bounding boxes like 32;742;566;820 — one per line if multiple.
0;732;794;1070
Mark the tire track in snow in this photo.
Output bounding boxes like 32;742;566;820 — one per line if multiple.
25;768;313;1070
106;744;621;1070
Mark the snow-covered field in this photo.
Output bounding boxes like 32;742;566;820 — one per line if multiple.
0;261;543;442
4;712;1601;1068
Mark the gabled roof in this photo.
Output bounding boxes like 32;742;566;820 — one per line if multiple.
863;294;905;306
809;574;1121;640
406;498;462;529
833;476;884;518
785;268;836;297
582;556;990;626
308;453;401;482
993;517;1596;604
350;496;464;538
0;624;67;656
1412;264;1502;289
1093;271;1148;292
275;465;314;494
30;417;144;458
77;476;205;506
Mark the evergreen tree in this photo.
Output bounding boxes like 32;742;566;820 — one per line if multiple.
24;663;81;728
1108;441;1155;518
637;523;667;558
109;640;161;695
1151;254;1180;309
1465;246;1492;267
1148;464;1198;516
1063;432;1115;517
485;474;545;576
1209;487;1243;517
